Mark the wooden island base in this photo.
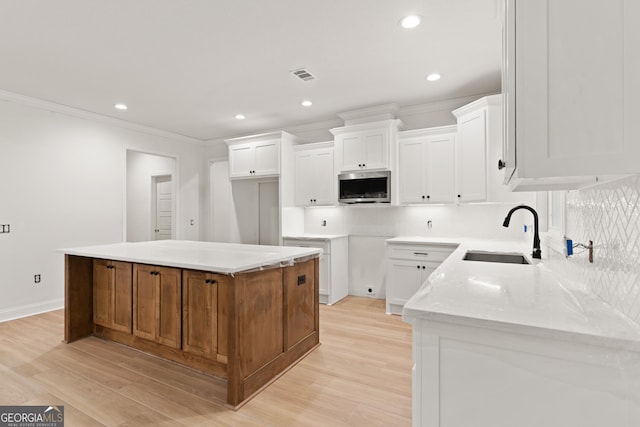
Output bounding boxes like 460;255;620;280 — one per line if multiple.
65;254;319;408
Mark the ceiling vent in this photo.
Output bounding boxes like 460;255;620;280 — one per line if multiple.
290;68;316;82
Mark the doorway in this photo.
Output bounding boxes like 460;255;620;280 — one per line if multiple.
126;150;176;242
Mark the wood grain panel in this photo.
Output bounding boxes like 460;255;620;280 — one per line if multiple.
216;274;229;359
237;268;283;379
112;261;133;333
157;266;181;349
92;259;112;328
65;255;94;342
283;259;316;349
182;270;217;357
133;264;157;341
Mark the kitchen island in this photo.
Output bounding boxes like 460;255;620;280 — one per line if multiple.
400;238;640;427
62;240;321;408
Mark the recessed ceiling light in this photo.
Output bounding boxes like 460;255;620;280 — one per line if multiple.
114;103;128;110
235;114;245;120
426;73;441;82
400;15;421;29
301;100;313;107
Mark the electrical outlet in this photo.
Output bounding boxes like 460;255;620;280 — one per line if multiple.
366;287;375;295
34;274;41;284
0;224;10;233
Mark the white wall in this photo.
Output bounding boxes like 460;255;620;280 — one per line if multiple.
0;100;204;321
126;151;175;242
304;204;531;297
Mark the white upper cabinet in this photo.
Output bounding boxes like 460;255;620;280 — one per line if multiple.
294;143;335;207
331;120;402;172
453;101;488;202
226;132;295;179
398;126;456;204
502;0;640;191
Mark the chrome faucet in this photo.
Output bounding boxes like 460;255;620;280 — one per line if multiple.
503;205;541;259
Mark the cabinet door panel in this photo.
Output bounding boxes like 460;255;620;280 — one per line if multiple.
238;268;283;377
399;139;425;203
111;261;132;333
157;266;182;349
426;134;456;203
182;270;217;357
386;259;423;314
294;151;315;206
284;260;315;349
254;141;279;175
342;135;363;171
93;259;112;328
363;132;386;169
318;254;330;297
456;109;487;202
314;149;334;205
133;264;157;341
229;144;254;177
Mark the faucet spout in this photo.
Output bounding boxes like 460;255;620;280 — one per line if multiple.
503;205;541;259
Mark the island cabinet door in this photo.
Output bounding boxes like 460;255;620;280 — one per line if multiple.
182;270;219;358
133;264;182;349
283;259;316;350
156;266;182;349
93;259;132;333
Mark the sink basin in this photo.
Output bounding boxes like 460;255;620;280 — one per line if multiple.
463;250;531;265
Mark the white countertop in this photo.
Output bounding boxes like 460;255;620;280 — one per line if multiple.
400;237;640;349
60;240;321;274
283;233;348;240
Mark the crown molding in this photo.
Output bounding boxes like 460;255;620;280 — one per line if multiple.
0;89;205;146
399;93;498;118
337;103;399;125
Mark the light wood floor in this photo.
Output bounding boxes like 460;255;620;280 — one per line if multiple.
0;297;412;426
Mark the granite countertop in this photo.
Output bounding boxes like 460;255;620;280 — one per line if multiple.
59;240;321;274
397;237;640;350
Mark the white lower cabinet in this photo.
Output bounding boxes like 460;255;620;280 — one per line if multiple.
283;236;348;305
385;241;456;315
408;317;640;427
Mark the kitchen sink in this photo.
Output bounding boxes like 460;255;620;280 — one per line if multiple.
463;250;531;265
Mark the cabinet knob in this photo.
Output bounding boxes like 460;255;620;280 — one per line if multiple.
422;266;426;270
427;195;430;199
457;194;461;198
416;265;420;269
498;159;506;170
362;163;366;168
421;195;425;199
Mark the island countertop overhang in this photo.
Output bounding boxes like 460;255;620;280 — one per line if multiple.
59;240;321;274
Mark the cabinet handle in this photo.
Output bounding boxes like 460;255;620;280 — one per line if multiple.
498;159;506;170
414;252;429;256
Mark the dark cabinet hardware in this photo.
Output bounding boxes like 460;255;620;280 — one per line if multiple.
498;159;506;170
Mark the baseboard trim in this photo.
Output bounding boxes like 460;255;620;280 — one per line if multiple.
0;298;64;323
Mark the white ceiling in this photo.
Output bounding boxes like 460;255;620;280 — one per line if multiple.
0;0;502;141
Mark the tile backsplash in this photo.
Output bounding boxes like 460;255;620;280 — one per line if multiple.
564;174;640;323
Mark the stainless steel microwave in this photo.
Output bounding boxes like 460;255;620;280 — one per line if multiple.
338;170;391;203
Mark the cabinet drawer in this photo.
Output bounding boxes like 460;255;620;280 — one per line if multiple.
387;244;455;262
283;239;330;255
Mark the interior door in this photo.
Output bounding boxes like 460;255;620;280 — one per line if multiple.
153;175;172;240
